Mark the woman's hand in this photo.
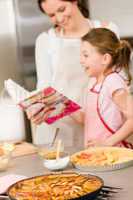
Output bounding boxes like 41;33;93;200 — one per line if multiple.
26;103;54;125
26;103;44;119
31;107;54;125
86;139;112;147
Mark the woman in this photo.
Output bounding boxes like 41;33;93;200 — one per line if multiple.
28;0;119;146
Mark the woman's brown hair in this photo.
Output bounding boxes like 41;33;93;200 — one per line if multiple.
82;28;132;84
38;0;89;18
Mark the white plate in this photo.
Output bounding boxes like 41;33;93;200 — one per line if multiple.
73;159;133;172
71;147;133;172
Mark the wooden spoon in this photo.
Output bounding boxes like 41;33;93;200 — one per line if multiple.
50;128;60;147
56;139;62;160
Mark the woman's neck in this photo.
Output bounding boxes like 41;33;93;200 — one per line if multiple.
59;10;91;38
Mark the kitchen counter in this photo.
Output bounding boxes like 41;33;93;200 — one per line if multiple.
0;153;133;200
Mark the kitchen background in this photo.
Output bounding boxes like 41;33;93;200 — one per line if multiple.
0;0;133;142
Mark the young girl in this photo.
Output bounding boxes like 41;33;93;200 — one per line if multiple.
72;28;133;148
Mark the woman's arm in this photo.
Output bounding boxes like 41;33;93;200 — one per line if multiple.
26;32;53;122
105;89;133;146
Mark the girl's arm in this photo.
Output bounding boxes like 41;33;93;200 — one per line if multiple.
70;110;85;125
105;89;133;146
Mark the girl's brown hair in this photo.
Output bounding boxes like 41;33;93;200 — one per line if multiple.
38;0;89;18
82;28;132;84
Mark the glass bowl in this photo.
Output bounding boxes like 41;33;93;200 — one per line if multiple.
0;143;14;171
37;143;64;159
43;152;70;171
0;151;11;171
37;144;70;170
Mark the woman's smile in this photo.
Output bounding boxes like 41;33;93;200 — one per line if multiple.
59;17;70;28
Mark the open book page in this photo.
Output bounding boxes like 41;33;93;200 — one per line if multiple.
19;87;81;124
4;79;38;104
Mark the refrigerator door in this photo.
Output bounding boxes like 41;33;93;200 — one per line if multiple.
13;0;52;89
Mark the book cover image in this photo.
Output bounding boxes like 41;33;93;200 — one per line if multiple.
19;87;81;124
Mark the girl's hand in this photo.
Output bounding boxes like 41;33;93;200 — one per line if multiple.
86;139;112;147
70;110;84;124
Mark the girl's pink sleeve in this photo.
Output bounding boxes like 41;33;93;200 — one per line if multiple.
105;73;127;98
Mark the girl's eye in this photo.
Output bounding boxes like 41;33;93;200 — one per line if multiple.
84;54;89;58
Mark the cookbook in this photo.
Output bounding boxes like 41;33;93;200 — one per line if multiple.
5;79;81;124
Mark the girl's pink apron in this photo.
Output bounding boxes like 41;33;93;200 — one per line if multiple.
84;81;133;149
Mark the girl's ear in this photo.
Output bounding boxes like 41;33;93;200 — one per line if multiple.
102;53;112;67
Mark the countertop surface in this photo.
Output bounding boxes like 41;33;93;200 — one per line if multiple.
0;152;133;200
